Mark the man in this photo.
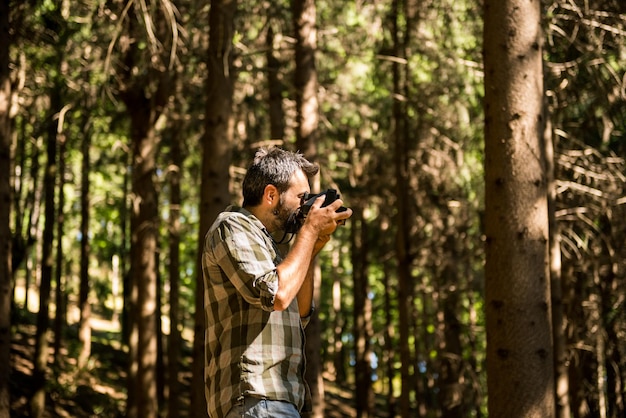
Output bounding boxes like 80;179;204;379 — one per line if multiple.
203;147;352;418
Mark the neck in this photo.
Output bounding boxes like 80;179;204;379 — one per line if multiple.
246;205;276;233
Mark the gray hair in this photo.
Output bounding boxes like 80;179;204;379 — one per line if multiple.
242;147;318;207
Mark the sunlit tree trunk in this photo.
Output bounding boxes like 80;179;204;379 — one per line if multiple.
0;0;12;415
192;1;236;417
117;2;174;416
127;101;160;418
483;0;555;416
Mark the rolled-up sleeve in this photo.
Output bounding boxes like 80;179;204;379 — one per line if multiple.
209;213;280;312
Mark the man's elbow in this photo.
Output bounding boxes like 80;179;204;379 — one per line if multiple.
273;292;291;312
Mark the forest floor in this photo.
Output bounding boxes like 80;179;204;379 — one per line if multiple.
9;308;393;418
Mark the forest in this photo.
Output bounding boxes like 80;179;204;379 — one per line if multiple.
0;0;625;417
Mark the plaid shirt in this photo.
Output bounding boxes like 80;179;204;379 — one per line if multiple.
202;206;311;418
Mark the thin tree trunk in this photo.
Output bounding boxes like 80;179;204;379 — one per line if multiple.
351;205;374;417
53;129;67;363
483;0;555;416
30;86;59;418
382;260;396;417
78;114;91;369
547;116;570;418
167;125;183;418
391;0;413;415
0;0;12;414
266;24;285;141
24;135;43;312
330;249;346;382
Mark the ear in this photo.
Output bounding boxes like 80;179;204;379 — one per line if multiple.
263;184;279;206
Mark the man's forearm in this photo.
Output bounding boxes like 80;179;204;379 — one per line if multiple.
296;260;315;317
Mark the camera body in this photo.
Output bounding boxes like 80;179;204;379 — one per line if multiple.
284;188;347;234
299;188;347;217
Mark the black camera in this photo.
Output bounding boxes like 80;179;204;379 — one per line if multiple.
299;188;347;218
284;188;347;234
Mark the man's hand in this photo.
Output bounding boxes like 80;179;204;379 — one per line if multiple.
303;195;353;236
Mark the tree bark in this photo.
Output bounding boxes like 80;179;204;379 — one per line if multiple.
351;205;374;417
266;24;285;141
31;86;59;418
546;115;570;418
292;0;324;416
391;0;414;415
53;130;67;363
167;120;183;418
126;98;161;418
0;0;12;415
78;111;91;370
483;0;555;416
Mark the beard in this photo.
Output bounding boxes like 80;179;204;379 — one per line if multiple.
273;195;298;232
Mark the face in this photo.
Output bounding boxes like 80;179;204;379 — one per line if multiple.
273;169;310;232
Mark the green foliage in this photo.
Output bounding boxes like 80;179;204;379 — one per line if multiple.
7;0;626;416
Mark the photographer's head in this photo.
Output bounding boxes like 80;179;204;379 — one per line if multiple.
242;147;318;233
242;147;318;207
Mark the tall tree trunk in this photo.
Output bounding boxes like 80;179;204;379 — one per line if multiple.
22;135;43;312
128;102;160;418
351;205;374;417
78;112;91;369
483;0;555;416
266;24;285;141
167;123;183;418
546;115;570;418
391;0;413;415
30;85;60;418
0;0;12;415
192;1;236;417
53;128;67;363
438;230;464;418
116;2;174;415
292;0;324;415
330;250;346;382
382;260;396;417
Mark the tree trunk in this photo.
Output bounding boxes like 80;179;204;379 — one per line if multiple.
192;1;237;417
78;113;91;369
546;116;570;418
0;0;12;414
266;24;285;141
116;1;174;415
483;0;555;416
391;0;414;415
438;231;464;418
351;205;374;417
167;120;183;418
128;101;160;418
382;260;396;417
292;0;324;414
53;130;67;363
30;85;60;418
